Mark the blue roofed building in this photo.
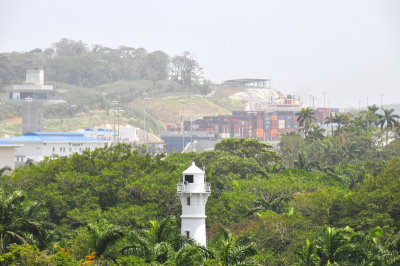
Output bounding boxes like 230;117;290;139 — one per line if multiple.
1;132;107;167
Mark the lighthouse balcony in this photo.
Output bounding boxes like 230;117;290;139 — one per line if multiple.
177;182;211;193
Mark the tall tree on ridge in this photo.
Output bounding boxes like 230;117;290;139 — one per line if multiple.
378;108;399;146
296;107;316;137
325;112;335;136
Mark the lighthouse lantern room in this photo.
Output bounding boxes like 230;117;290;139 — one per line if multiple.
177;162;211;246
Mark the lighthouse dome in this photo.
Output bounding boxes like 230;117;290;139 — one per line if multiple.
183;162;204;174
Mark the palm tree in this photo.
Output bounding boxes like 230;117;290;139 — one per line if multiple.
205;228;258;265
350;114;367;136
315;226;354;265
86;218;124;259
394;121;400;140
0;189;45;254
340;141;361;161
366;104;380;127
325;113;335;136
321;141;342;166
121;216;194;264
368;104;379;113
333;113;348;128
294;152;320;171
296;107;316;136
166;244;205;266
295;239;319;266
306;124;325;142
247;193;290;215
378;108;399;145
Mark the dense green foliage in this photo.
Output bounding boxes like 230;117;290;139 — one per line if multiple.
1;106;400;264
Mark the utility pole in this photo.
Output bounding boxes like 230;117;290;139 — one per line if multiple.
380;94;384;109
181;101;185;152
323;92;326;120
117;108;123;143
110;100;118;143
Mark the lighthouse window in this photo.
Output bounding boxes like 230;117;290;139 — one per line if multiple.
187;197;191;205
185;175;194;183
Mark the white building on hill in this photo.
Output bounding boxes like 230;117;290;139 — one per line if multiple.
2;132;106;167
0;141;22;169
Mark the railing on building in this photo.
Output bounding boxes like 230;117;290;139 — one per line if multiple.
177;182;211;193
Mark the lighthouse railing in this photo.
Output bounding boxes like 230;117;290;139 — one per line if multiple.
177;182;211;193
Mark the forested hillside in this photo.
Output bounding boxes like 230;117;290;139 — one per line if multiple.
1;105;400;264
0;39;216;135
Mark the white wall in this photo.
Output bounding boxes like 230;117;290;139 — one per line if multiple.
0;147;17;169
13;141;106;165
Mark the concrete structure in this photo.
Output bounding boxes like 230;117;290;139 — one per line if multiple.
222;78;271;88
0;141;22;169
2;132;106;167
7;70;64;134
177;162;211;246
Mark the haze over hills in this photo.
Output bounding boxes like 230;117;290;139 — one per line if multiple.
1;39;399;138
0;39;247;136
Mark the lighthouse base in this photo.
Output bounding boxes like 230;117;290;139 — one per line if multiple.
181;216;207;246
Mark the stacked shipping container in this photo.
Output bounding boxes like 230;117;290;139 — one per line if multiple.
165;108;340;140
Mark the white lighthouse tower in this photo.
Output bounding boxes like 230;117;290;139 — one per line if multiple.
177;162;211;246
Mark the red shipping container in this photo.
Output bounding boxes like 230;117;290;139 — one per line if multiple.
271;120;279;128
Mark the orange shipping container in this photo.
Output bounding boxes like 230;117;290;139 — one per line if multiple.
270;115;278;120
271;128;278;134
256;129;264;138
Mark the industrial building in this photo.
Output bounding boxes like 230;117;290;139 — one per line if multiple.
1;132;106;167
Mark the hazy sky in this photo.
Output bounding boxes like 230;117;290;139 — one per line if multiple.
1;0;399;108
